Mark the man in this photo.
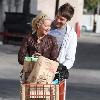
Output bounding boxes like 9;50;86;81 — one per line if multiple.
49;3;77;80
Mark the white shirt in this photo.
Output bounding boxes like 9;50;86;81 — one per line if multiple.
49;24;77;69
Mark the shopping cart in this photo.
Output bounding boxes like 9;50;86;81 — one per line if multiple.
21;79;67;100
20;56;67;100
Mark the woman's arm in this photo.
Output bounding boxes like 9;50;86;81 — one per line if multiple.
18;34;29;65
50;36;59;60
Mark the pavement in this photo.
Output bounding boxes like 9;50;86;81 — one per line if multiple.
0;44;20;100
0;44;20;80
0;32;100;100
69;32;100;86
67;32;100;100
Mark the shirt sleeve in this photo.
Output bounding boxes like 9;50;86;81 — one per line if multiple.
63;31;77;69
50;36;59;61
18;34;29;65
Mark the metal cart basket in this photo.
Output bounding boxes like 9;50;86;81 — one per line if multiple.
21;79;67;100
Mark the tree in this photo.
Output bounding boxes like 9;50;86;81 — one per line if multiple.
84;0;100;32
84;0;100;14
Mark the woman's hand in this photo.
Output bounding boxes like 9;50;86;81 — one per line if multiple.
33;52;41;56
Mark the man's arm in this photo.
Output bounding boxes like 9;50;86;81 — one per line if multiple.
63;31;77;69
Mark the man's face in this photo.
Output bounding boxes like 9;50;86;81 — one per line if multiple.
55;13;67;28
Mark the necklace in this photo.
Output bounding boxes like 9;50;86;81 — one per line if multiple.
37;35;45;43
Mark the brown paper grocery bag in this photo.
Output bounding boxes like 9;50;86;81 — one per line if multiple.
23;61;35;73
27;56;59;84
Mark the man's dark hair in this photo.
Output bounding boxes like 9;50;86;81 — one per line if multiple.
58;3;74;21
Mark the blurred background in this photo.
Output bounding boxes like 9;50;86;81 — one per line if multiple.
0;0;100;100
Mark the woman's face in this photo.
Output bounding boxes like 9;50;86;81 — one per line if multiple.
37;19;52;35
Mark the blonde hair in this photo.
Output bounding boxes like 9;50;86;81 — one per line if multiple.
32;13;51;31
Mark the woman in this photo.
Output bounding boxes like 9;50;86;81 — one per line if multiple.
18;13;58;65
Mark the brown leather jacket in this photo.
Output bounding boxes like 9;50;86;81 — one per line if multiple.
18;33;58;65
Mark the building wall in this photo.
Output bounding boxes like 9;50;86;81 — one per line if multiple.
30;0;38;15
94;15;100;33
82;15;94;31
81;14;100;33
30;0;84;28
0;0;23;32
59;0;84;28
0;0;84;32
30;0;56;19
0;0;4;32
